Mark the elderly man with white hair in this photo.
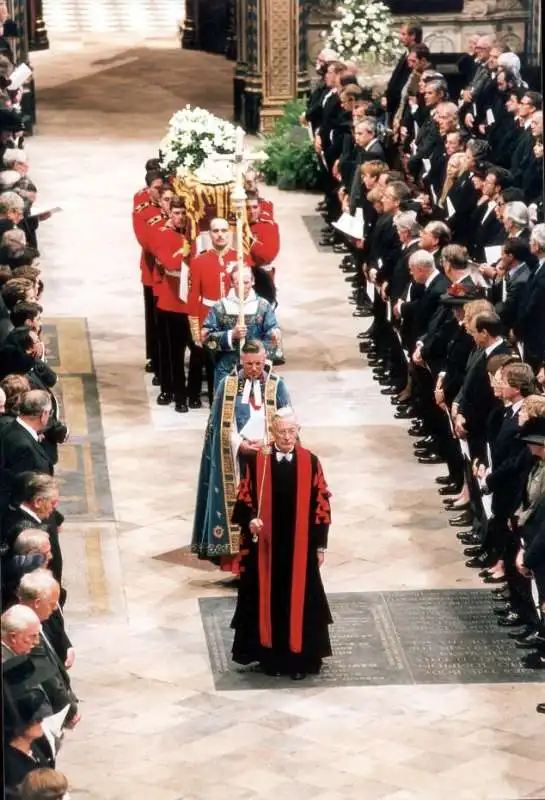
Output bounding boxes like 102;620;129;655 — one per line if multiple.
231;408;333;680
2;527;51;608
513;224;545;371
17;570;79;724
3;148;28;175
503;200;531;242
1;603;41;661
395;250;449;368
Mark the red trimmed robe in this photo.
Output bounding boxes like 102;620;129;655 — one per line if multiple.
231;444;333;674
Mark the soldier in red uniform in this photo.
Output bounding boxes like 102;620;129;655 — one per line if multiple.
187;217;237;404
152;197;203;413
132;170;164;374
139;185;174;385
246;193;280;271
132;159;161;209
243;168;275;219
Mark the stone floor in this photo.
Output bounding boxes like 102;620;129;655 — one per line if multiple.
25;37;545;800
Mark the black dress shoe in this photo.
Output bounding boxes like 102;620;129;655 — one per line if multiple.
157;392;173;406
318;238;334;247
536;703;545;713
492;604;513;616
458;533;480;545
353;308;373;318
145;360;154;373
482;573;507;584
435;475;454;486
516;636;545;650
189;398;202;409
417;454;444;464
467;552;496;569
521;652;545;669
497;611;526;627
463;545;484;557
408;426;426;437
449;512;473;526
438;484;460;496
492;587;511;598
333;243;349;254
152;375;160;386
508;626;535;640
415;437;434;448
381;387;400;396
175;402;189;413
414;448;437;458
395;407;416;420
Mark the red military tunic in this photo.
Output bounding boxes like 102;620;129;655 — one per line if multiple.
153;226;192;314
141;212;168;291
259;198;274;219
133;200;162;288
249;216;280;270
133;187;149;209
186;248;237;343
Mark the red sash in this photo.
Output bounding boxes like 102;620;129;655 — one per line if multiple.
255;446;312;653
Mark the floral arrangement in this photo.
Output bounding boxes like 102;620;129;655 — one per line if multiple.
159;105;237;185
323;0;402;64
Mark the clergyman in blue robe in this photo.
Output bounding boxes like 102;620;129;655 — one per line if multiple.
191;340;291;566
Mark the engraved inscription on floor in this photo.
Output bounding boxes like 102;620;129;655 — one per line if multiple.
200;590;545;690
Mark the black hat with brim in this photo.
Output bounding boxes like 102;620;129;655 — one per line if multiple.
518;416;545;445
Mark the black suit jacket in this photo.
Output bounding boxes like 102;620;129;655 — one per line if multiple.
371;213;402;285
401;272;449;349
385;54;410;116
442;324;475;406
1;504;63;585
510;127;534;187
469;202;505;262
486;406;527;518
495;262;531;332
457;340;510;434
305;79;328;132
515;261;545;368
390;240;420;302
0;420;54;477
439;172;479;248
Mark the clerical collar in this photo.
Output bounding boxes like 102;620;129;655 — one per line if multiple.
226;288;256;304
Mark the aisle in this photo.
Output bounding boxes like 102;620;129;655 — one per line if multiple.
27;38;545;800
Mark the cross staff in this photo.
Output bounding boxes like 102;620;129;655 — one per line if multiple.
209;129;267;347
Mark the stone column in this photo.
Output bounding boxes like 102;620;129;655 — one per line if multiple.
240;0;308;133
258;0;309;132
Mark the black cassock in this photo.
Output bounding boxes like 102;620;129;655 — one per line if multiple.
231;446;333;674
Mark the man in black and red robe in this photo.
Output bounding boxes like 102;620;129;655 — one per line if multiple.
231;409;333;679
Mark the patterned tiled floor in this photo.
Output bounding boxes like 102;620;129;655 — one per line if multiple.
26;38;545;800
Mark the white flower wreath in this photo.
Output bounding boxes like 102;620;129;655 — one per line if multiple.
322;0;402;64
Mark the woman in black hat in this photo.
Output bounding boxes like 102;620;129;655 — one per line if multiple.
4;687;55;796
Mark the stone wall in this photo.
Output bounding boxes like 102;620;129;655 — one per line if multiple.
307;0;530;72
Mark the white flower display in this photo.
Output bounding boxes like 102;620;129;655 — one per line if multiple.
159;105;237;185
323;0;402;65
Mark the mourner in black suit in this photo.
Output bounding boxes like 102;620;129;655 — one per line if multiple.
514;235;545;371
